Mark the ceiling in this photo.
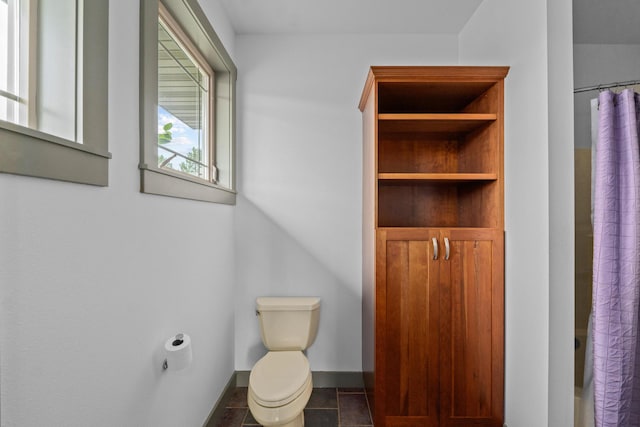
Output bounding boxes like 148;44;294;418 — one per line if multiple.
217;0;640;44
217;0;483;35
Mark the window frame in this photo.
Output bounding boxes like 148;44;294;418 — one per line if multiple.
0;0;110;186
140;0;236;204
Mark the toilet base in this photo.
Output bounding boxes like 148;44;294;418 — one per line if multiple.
247;408;304;427
280;412;303;427
247;374;312;426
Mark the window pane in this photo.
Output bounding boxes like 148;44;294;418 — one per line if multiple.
0;0;20;122
157;20;209;181
37;0;77;140
0;0;79;141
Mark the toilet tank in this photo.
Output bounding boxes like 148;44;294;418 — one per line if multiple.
256;297;320;351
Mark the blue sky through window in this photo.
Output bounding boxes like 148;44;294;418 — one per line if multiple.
157;105;202;170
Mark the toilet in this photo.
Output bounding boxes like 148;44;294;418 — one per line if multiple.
248;297;320;427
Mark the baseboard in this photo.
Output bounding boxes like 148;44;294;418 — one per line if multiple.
235;370;364;388
202;372;237;427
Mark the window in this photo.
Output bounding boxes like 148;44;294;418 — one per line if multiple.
157;6;213;182
140;0;236;204
0;0;110;186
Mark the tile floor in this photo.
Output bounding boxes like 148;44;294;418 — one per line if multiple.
213;387;373;427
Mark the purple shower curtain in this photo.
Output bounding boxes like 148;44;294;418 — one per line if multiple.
592;89;640;427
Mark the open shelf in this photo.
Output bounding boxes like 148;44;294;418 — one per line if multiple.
377;81;497;113
377;180;500;228
378;123;499;175
363;66;506;230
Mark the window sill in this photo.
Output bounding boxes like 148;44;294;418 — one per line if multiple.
0;121;111;186
139;165;236;204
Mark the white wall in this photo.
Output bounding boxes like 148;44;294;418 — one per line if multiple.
0;1;237;426
459;0;575;425
233;34;459;371
198;0;235;62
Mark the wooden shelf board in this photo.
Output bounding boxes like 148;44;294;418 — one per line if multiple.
378;113;496;134
378;113;496;121
378;173;498;183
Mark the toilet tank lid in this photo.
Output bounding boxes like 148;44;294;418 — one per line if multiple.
256;297;320;311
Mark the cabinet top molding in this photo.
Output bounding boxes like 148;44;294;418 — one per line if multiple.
358;65;510;112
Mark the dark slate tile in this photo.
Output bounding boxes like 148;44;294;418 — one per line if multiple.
338;387;365;393
307;387;338;408
339;393;372;426
227;387;248;408
304;408;339;427
215;408;248;427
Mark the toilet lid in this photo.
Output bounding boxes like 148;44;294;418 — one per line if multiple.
249;351;311;408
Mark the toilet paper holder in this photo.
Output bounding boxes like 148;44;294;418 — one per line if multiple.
162;333;187;371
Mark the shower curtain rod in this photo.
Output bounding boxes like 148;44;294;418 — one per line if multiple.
574;79;640;93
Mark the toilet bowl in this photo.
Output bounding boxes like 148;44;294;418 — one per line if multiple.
248;351;312;426
247;297;320;427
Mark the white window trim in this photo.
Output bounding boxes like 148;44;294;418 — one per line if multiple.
0;0;110;186
139;0;236;204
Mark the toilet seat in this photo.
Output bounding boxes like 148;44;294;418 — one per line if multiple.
249;351;311;408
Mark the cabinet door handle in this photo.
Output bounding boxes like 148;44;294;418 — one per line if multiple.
432;237;438;260
444;237;450;260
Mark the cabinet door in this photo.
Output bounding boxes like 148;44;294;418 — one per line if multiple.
438;228;504;427
376;229;441;427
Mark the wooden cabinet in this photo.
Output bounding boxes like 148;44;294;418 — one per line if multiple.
360;67;508;427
